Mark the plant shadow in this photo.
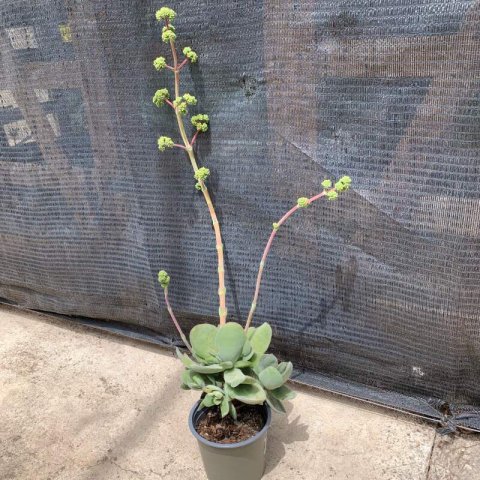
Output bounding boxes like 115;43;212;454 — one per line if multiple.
264;403;309;475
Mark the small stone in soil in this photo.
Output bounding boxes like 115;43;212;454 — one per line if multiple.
195;405;265;444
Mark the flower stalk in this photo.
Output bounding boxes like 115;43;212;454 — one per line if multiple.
244;176;352;331
154;10;227;326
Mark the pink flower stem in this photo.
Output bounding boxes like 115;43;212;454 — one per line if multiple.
165;99;175;109
173;143;187;150
190;131;199;146
177;59;189;70
244;190;328;331
164;287;193;353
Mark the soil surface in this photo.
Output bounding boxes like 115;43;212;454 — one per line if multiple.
195;405;265;444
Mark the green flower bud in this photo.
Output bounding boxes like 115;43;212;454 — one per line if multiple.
162;27;176;43
297;197;309;208
158;270;171;288
157;136;174;151
272;222;280;231
152;88;169;107
173;97;188;115
327;190;338;201
191;113;209;132
195;182;202;191
153;56;167;70
183;93;197;105
335;175;352;192
321;179;332;189
155;7;176;21
194;167;210;181
183;46;198;63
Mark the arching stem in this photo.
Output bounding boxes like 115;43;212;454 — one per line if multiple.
164;287;193;353
244;190;330;331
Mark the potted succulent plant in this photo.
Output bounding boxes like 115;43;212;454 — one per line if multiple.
152;6;352;480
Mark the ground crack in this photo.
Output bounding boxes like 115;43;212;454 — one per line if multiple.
425;431;437;479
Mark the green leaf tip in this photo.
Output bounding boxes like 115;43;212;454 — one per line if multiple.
297;197;309;208
155;7;176;21
153;56;167;71
194;167;210;181
152;88;169;107
158;270;170;288
321;179;332;188
183;46;198;63
191;114;209;132
157;136;174;151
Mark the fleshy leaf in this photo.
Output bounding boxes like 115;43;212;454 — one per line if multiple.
266;391;286;413
181;370;205;389
229;402;237;420
242;340;252;358
215;322;246;363
188;362;227;374
246;327;256;341
190;324;218;363
225;382;266;405
220;396;230;418
249;323;272;357
270;385;296;401
278;361;293;382
201;393;216;408
255;353;278;373
234;359;253;369
259;366;285;390
224;368;246;388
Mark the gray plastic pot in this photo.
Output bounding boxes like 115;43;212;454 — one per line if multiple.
188;401;272;480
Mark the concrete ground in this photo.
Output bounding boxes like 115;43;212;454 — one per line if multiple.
0;306;479;480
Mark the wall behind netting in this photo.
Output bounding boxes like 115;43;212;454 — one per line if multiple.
1;0;479;429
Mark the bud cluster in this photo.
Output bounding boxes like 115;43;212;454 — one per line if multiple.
158;136;174;151
153;88;170;107
191;114;209;132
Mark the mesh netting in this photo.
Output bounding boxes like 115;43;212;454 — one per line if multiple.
1;0;479;430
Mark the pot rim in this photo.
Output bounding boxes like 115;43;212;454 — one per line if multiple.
188;400;272;449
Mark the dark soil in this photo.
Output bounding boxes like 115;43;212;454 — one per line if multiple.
195;405;265;444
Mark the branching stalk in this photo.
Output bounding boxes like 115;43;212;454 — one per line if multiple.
168;36;228;325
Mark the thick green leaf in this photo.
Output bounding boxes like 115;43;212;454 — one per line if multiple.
215;322;246;363
266;391;286;413
224;368;246;388
190;323;218;363
270;385;296;401
220;396;230;418
229;402;237;420
234;359;253;369
246;327;256;341
259;366;285;390
225;382;266;405
249;323;272;357
188;362;227;374
242;340;252;358
177;350;195;369
278;361;293;382
255;353;278;373
201;393;216;408
181;370;205;389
